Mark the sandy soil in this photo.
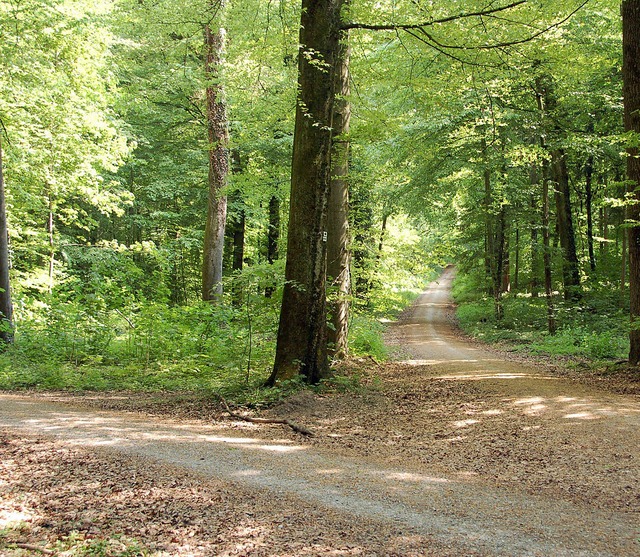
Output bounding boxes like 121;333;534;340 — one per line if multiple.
1;267;639;556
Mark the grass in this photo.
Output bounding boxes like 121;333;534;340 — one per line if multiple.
453;273;629;363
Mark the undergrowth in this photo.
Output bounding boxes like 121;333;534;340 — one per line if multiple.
452;271;629;363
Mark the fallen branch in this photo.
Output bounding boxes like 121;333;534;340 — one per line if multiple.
213;393;315;437
14;543;54;555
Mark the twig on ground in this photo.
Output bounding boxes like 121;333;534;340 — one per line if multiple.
212;393;315;436
13;543;54;555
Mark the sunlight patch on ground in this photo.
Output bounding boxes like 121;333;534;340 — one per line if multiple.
564;412;599;420
0;509;35;528
401;358;479;366
372;470;451;485
452;419;480;428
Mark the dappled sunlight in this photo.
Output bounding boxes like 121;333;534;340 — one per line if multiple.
452;419;480;428
374;471;451;485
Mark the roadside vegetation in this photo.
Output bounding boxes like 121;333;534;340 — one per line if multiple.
453;269;629;365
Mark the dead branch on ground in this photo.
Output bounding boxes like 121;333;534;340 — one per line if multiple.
212;393;315;437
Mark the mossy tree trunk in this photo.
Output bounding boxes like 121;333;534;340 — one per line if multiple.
268;0;344;384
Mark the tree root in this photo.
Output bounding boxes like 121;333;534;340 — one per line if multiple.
212;393;315;437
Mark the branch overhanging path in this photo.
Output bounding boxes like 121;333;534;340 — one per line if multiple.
1;268;639;555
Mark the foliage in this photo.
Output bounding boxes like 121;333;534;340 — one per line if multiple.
453;273;629;362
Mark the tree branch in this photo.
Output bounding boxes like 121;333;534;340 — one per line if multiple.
343;0;527;31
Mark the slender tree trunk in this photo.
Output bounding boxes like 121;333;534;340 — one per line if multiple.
514;227;520;291
326;28;351;360
542;166;557;334
623;0;640;364
47;197;54;294
265;195;280;298
622;224;628;307
529;188;540;297
493;205;506;321
502;222;511;293
202;10;229;302
0;138;13;344
269;0;344;384
482;136;494;295
552;148;581;299
585;156;596;272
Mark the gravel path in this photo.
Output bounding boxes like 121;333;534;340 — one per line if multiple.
1;268;639;556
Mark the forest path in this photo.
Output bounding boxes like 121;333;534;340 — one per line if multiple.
1;268;639;556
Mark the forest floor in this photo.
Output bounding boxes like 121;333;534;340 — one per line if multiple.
1;267;639;556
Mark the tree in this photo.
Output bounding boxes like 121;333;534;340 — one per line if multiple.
327;21;351;359
268;0;345;384
202;2;229;301
0;134;13;344
623;0;640;365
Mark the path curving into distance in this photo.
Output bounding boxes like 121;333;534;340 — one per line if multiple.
1;268;639;556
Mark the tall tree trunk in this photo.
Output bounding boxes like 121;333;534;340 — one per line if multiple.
493;204;506;321
269;0;344;384
542;166;557;334
0;137;13;344
202;11;229;302
623;0;640;364
529;188;540;298
552;149;581;300
265;195;280;298
585;156;596;272
483;139;494;295
47;196;54;294
514;227;520;291
326;28;351;360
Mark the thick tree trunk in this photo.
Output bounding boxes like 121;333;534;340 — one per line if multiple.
552;148;581;300
269;0;344;384
202;15;229;302
326;31;351;360
623;0;640;364
0;138;13;344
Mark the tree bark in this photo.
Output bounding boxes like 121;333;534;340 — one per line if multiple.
542;165;557;334
585;156;596;272
202;13;229;302
269;0;344;384
482;136;494;295
623;0;640;364
265;194;280;298
552;148;581;300
0;137;13;344
326;28;351;360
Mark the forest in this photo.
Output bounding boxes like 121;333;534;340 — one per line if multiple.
0;0;638;398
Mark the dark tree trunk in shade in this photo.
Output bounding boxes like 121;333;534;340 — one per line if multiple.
492;205;507;321
265;195;280;298
0;138;13;344
552;148;581;300
585;156;596;272
529;186;540;298
269;0;344;384
326;29;351;360
202;14;229;302
542;166;557;334
623;0;640;364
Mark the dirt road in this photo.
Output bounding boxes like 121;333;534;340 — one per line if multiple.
1;268;639;556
